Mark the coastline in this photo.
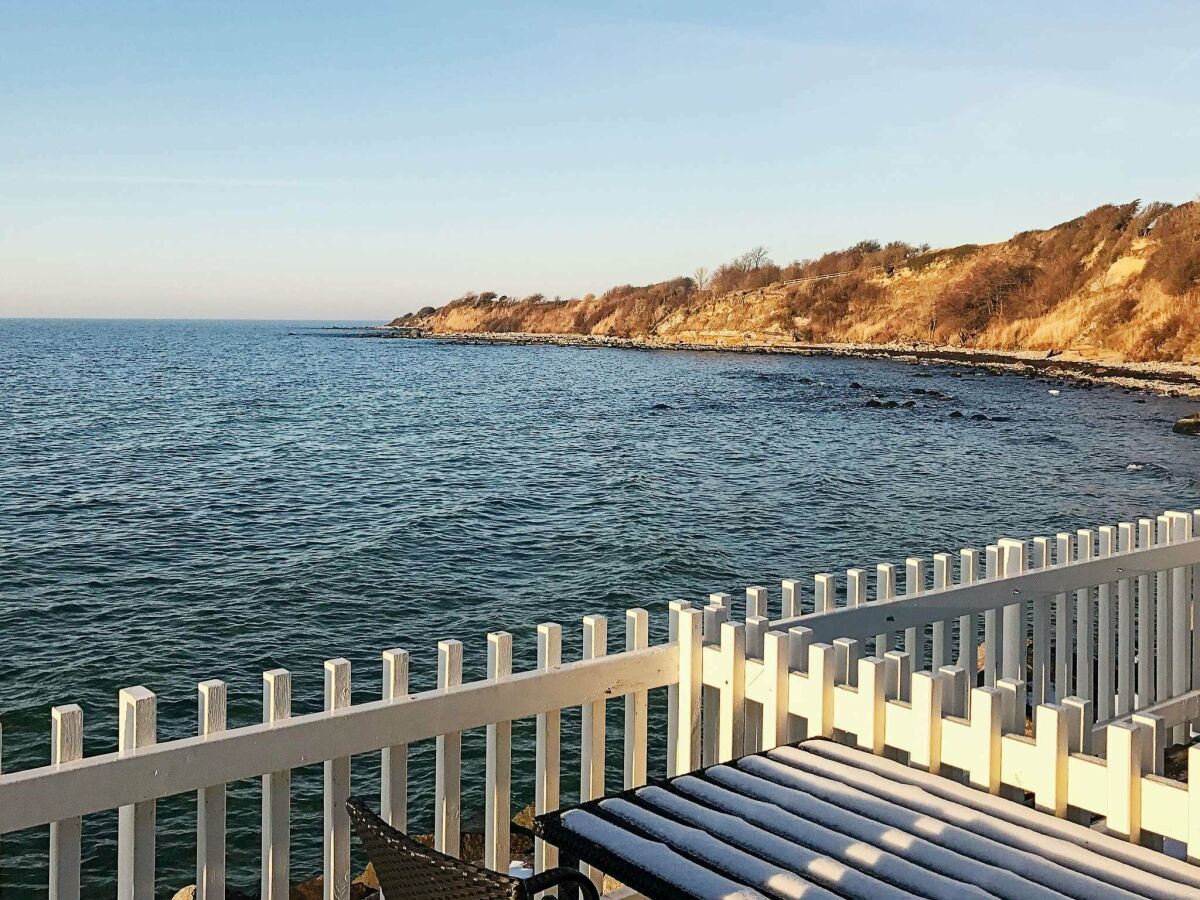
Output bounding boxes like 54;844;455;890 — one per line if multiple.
359;328;1200;397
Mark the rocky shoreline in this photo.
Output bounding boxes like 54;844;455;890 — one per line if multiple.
348;327;1200;398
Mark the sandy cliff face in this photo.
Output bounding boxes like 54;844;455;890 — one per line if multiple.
394;200;1200;363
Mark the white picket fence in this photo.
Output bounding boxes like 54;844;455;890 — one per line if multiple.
3;509;1200;898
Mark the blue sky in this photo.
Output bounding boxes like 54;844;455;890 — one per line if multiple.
1;2;1197;320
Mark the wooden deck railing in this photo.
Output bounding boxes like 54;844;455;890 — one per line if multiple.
3;509;1200;897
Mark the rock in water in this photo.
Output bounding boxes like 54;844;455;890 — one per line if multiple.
1173;414;1200;435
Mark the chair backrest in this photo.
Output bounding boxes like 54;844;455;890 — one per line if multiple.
346;798;519;900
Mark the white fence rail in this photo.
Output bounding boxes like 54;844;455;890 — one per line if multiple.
3;509;1200;896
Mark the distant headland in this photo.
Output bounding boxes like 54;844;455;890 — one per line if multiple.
380;199;1200;389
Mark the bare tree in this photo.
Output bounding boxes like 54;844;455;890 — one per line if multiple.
692;266;710;290
738;246;772;270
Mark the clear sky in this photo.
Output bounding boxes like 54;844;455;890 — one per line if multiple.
1;2;1197;321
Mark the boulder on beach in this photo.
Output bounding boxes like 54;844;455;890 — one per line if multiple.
1173;414;1200;435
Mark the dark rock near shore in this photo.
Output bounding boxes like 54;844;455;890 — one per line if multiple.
1173;414;1200;435
949;410;963;418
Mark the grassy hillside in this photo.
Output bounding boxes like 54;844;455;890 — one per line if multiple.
392;199;1200;363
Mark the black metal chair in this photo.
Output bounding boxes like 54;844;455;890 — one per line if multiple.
346;798;601;900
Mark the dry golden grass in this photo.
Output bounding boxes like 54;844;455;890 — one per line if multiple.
398;200;1200;363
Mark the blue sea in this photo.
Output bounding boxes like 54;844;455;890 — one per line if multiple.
1;318;1198;896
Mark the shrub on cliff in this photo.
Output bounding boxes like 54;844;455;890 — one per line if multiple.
1146;202;1200;295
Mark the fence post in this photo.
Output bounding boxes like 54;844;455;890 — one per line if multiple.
117;687;157;900
875;563;896;656
674;607;702;775
323;659;352;900
911;671;943;774
1169;512;1192;743
1106;721;1143;842
846;568;866;648
1031;537;1052;710
1137;519;1155;708
762;631;789;750
814;573;835;615
666;600;686;777
1063;697;1095;839
984;545;1001;687
1156;515;1172;706
997;677;1026;735
999;539;1027;683
535;623;562;876
932;553;952;670
485;632;513;873
807;643;837;738
958;549;980;684
1055;533;1074;700
781;579;801;618
623;609;649;790
718;621;747;761
833;637;860;688
904;558;926;670
1132;712;1166;775
1034;704;1068;816
261;670;291;900
435;640;463;858
381;649;409;834
746;585;768;619
845;568;866;607
1116;524;1135;716
1063;696;1093;755
1097;527;1117;722
745;615;768;754
702;603;729;765
581;617;608;809
883;650;911;703
858;657;887;753
938;665;968;718
196;682;226;900
50;704;84;900
581;616;607;891
1075;530;1095;702
788;626;812;741
967;687;1002;794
